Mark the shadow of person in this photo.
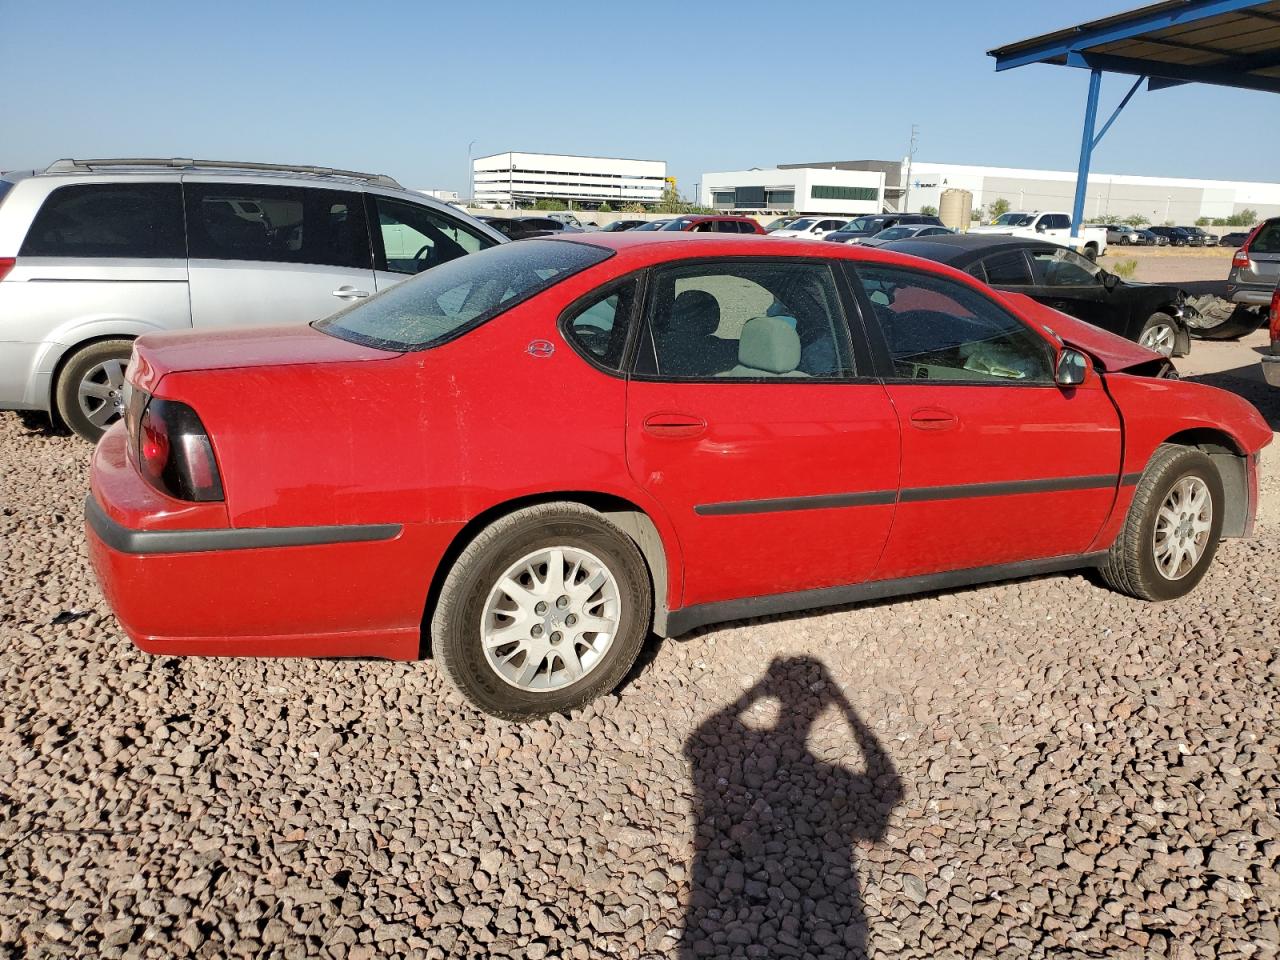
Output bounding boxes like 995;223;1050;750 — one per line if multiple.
681;656;902;959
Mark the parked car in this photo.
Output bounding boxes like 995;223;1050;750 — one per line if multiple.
824;213;944;245
1178;226;1212;247
1137;228;1169;247
1219;230;1253;247
1260;286;1280;387
970;211;1108;260
86;232;1269;719
0;158;504;441
763;216;799;233
768;217;851;240
858;224;954;247
1103;224;1144;246
659;215;765;234
478;216;580;240
597;219;648;232
1226;218;1280;306
1146;226;1197;247
882;234;1191;356
631;219;674;231
545;212;584;229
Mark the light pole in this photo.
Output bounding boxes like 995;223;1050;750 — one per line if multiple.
467;139;478;206
902;124;919;214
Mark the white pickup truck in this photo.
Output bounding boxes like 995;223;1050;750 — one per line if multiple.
969;211;1108;260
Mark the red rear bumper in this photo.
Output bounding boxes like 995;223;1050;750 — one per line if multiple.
86;426;462;660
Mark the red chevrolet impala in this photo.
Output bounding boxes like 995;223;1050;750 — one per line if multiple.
86;233;1270;719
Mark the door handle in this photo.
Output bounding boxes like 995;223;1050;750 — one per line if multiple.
643;413;706;439
332;286;371;300
909;408;958;431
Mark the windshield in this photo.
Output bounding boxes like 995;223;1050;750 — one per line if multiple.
631;220;668;231
316;239;611;351
844;217;879;233
0;180;12;207
660;218;696;231
993;213;1036;227
785;218;818;231
874;226;914;241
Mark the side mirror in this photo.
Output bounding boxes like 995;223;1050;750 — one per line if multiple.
1035;222;1047;232
1101;271;1120;291
1055;348;1088;387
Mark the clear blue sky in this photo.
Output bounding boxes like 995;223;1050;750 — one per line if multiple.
2;0;1276;194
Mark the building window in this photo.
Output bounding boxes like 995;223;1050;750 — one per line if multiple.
811;185;878;202
712;191;735;206
765;190;794;207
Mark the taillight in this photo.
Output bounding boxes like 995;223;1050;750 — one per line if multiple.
131;396;223;502
0;257;14;282
1269;287;1280;352
1233;249;1251;270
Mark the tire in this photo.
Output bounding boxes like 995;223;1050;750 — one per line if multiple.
1119;236;1131;246
432;503;652;721
1137;312;1178;357
1100;444;1224;602
54;339;134;442
1083;244;1098;262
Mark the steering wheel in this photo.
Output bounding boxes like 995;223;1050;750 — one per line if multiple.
412;244;436;271
572;325;612;353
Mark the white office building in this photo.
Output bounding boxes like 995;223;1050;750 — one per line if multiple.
779;158;1280;222
699;167;884;216
472;152;667;208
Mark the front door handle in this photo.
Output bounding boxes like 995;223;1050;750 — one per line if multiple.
332;285;371;300
909;408;958;431
643;413;706;439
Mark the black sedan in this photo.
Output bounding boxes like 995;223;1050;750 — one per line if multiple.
477;216;582;240
881;234;1191;357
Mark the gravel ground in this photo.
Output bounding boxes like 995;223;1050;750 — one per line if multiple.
2;386;1279;958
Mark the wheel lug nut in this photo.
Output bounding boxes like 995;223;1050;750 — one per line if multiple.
565;614;577;626
550;631;562;644
535;601;548;614
531;625;543;638
556;596;569;609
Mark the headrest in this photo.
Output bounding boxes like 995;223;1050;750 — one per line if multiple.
669;290;720;337
737;315;801;374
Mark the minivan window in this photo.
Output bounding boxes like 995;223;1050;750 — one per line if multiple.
20;183;185;259
185;183;369;269
373;196;493;275
317;239;611;351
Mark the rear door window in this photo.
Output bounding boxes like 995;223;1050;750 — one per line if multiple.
20;182;185;258
982;250;1034;286
185;182;370;269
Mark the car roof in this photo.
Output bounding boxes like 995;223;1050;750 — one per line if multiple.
877;233;1058;264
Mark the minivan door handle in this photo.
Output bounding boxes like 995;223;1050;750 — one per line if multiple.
332;286;371;300
642;413;707;439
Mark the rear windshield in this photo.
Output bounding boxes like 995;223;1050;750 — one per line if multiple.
0;180;12;205
316;239;611;351
1251;220;1280;254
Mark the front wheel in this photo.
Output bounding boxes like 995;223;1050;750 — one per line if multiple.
1100;444;1223;601
54;339;134;442
432;503;652;721
1137;313;1178;357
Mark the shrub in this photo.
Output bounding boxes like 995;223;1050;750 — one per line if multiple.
1111;258;1138;280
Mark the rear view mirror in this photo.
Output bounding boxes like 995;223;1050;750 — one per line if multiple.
1055;348;1088;386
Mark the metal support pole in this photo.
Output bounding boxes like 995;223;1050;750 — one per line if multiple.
1071;69;1102;233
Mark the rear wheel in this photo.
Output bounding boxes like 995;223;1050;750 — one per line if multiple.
432;503;652;721
1083;244;1098;262
1100;444;1223;601
1137;313;1178;356
54;339;134;442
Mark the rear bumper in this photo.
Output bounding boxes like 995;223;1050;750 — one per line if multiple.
86;426;463;660
1227;280;1274;306
1261;354;1280;389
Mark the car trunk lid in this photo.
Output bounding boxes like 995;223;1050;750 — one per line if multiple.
129;323;398;394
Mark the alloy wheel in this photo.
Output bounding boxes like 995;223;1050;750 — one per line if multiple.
481;546;621;692
77;358;128;429
1153;476;1212;581
1139;322;1176;356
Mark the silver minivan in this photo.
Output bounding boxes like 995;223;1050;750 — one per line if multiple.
1226;217;1280;307
0;158;506;440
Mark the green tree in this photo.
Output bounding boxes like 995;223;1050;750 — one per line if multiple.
620;202;646;214
532;198;568;211
598;201;612;213
986;198;1011;220
920;205;938;217
1195;216;1211;226
656;181;689;215
1229;208;1258;227
1122;213;1148;227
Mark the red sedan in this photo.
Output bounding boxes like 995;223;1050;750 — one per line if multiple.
86;233;1270;719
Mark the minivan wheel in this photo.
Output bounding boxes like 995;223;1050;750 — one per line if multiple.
55;339;134;443
1100;444;1223;602
432;503;652;721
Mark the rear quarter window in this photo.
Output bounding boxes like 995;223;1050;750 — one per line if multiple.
19;182;185;258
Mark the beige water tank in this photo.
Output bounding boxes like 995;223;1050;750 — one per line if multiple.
940;189;973;233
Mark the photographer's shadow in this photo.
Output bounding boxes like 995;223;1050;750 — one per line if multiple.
681;656;902;959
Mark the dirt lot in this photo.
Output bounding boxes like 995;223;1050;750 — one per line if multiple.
2;336;1278;959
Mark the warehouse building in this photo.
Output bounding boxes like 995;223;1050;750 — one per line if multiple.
779;158;1280;222
699;167;884;216
472;152;667;208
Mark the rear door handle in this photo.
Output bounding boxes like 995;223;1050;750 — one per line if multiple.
909;408;958;431
332;285;371;300
643;413;706;439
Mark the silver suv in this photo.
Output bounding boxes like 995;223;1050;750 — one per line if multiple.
1226;217;1280;307
0;158;505;440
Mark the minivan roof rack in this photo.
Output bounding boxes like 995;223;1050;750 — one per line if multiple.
44;158;403;189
